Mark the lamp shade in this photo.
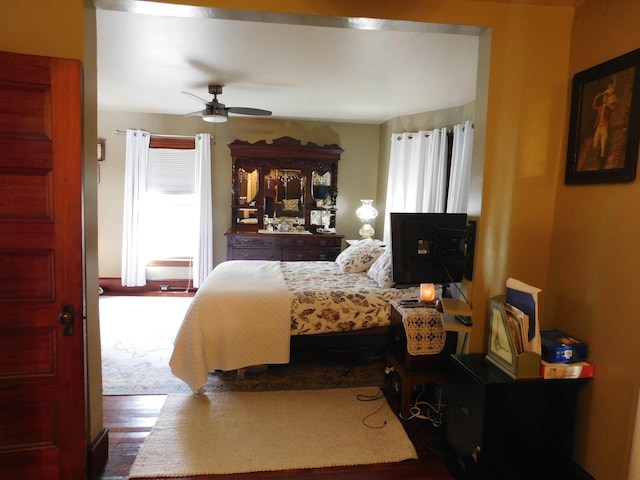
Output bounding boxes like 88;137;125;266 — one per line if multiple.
355;199;378;239
420;283;436;302
355;199;378;222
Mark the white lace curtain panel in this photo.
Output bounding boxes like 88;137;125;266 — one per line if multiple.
121;129;213;287
383;120;474;245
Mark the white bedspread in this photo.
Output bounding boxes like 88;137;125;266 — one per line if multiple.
169;261;292;392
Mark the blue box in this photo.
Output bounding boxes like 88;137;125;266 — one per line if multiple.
541;330;588;363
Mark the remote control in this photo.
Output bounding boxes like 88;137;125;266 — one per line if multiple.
455;315;473;327
399;299;420;306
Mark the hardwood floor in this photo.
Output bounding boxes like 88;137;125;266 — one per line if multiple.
98;392;454;480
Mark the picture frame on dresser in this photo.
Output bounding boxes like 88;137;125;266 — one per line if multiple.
565;48;640;184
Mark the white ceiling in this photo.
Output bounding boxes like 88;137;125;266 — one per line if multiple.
95;0;581;124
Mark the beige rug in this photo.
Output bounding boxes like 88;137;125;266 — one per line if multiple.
129;387;418;477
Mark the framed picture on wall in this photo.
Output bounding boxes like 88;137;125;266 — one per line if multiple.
565;48;640;184
97;137;106;161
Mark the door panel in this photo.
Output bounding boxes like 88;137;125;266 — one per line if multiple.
0;51;86;480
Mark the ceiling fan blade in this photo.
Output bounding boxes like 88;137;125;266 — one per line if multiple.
184;110;205;117
227;106;272;116
181;91;211;106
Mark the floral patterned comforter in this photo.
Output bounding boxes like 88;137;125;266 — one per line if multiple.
280;261;418;335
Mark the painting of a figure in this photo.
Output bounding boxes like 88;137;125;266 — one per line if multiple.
566;49;640;184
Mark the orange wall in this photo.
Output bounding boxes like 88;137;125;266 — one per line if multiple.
0;0;83;59
548;0;640;477
5;0;633;477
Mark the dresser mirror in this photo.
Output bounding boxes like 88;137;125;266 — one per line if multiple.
312;170;332;205
229;137;342;232
237;168;259;206
265;169;306;220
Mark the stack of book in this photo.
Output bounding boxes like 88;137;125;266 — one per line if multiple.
540;360;594;379
540;330;594;379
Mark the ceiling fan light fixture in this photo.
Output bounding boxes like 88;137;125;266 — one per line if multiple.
201;113;228;123
201;106;228;123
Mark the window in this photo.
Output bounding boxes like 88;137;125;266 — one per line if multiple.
140;143;197;263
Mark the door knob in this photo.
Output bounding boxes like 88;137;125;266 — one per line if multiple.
58;305;74;336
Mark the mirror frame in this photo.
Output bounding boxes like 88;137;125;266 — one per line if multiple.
229;136;342;232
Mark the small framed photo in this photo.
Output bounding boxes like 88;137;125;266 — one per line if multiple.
97;137;106;161
565;49;640;184
487;300;515;370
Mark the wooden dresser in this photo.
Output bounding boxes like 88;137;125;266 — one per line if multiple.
225;231;344;261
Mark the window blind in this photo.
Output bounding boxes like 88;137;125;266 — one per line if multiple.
146;148;196;194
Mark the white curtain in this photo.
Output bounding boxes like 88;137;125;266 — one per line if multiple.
121;129;150;286
447;120;474;213
193;133;213;288
383;128;448;245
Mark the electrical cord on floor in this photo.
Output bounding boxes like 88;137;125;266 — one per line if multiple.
356;388;389;429
355;366;396;430
398;383;448;458
399;383;447;427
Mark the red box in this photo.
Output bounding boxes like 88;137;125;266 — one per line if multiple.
540;360;594;379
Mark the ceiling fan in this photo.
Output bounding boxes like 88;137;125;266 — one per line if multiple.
182;84;272;123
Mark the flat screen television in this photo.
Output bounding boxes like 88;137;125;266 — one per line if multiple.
390;212;469;286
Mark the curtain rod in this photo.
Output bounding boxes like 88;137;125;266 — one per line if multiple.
114;129;196;140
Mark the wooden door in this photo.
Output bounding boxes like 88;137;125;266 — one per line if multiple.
0;51;86;479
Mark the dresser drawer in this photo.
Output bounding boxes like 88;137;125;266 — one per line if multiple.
284;235;342;249
226;231;344;262
230;248;282;261
231;235;284;248
282;248;340;261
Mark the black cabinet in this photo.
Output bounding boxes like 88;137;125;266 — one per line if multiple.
445;354;585;480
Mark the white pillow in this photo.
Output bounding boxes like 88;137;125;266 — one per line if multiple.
367;248;394;288
335;239;385;273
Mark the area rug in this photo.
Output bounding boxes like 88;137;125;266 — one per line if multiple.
100;296;194;394
129;387;417;477
100;296;388;395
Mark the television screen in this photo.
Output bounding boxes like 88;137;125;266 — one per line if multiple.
390;212;468;285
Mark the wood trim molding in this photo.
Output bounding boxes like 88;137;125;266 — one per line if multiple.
87;428;109;480
149;137;195;149
99;278;195;295
146;259;192;267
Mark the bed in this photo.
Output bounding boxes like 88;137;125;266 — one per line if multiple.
169;240;419;392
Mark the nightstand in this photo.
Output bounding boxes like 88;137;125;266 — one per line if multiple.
388;301;471;416
444;353;587;479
